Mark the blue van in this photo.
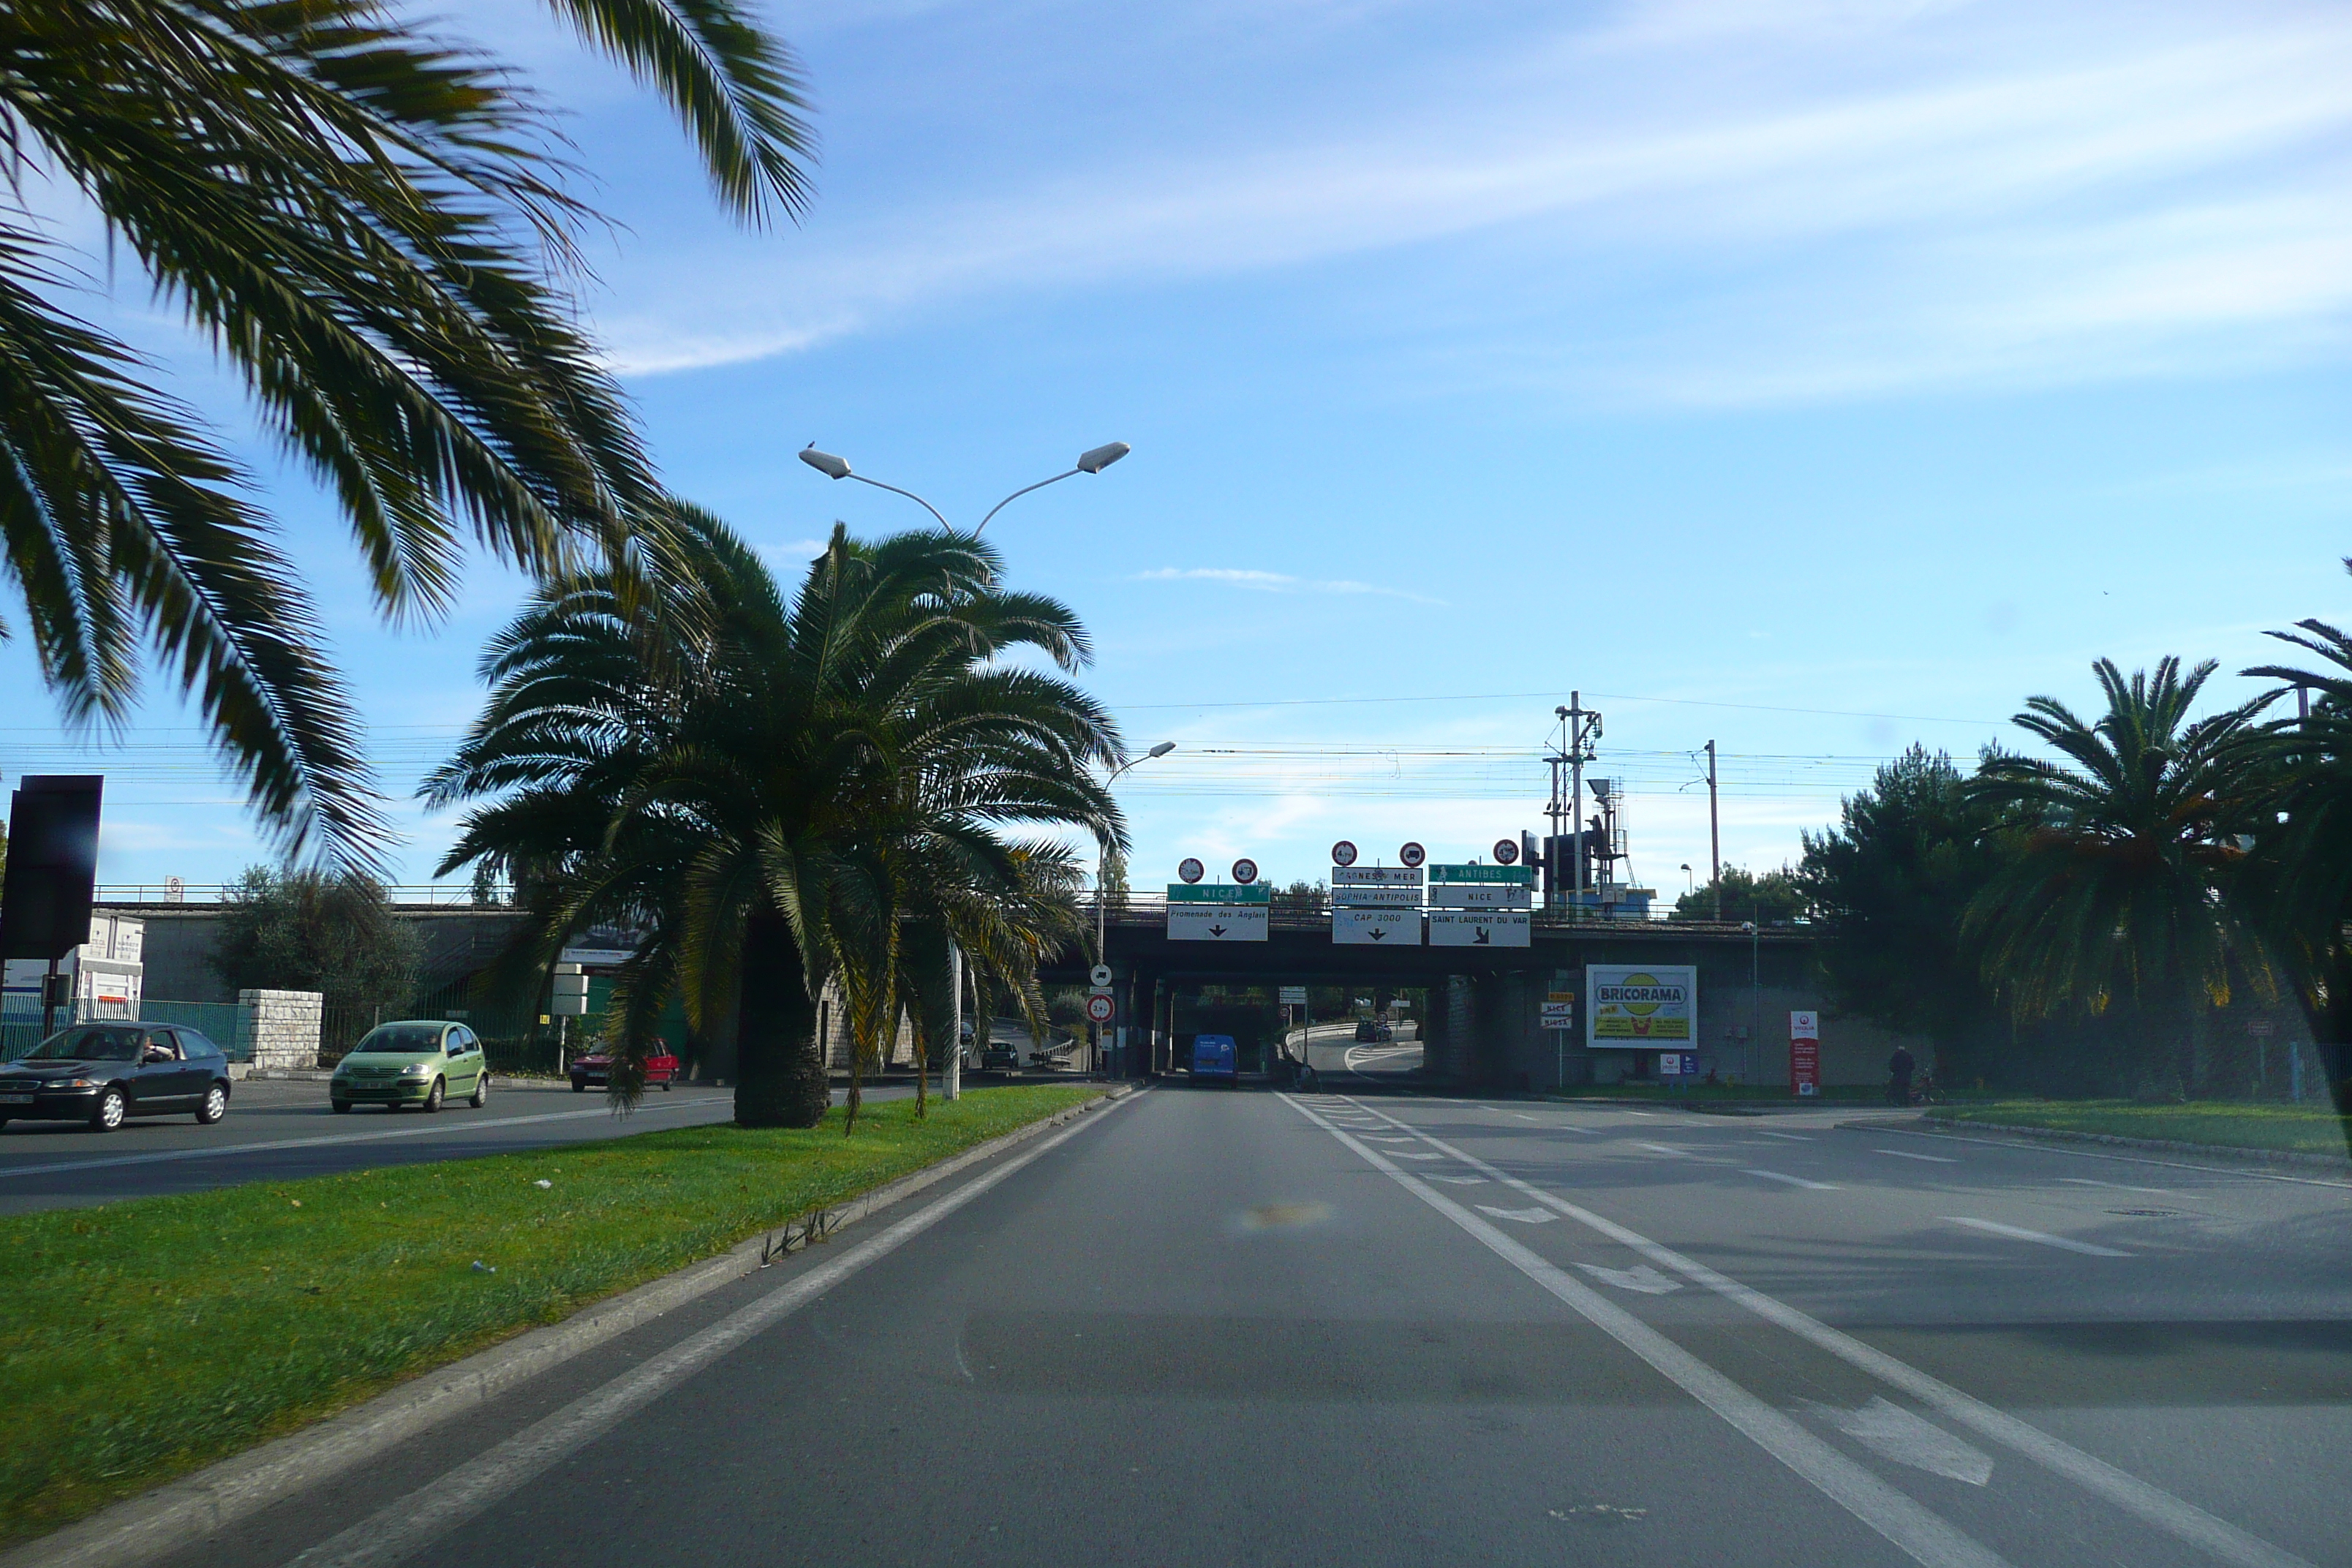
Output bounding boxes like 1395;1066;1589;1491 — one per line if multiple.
1191;1033;1237;1081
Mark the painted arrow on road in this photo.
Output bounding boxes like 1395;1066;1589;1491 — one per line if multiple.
1575;1262;1682;1294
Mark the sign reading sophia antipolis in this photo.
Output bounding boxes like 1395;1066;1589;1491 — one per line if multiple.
1586;965;1697;1047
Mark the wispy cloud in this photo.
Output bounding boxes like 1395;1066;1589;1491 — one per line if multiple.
1134;567;1444;603
598;1;2352;402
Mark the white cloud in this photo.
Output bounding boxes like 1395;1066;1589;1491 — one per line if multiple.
1133;567;1444;603
596;1;2352;402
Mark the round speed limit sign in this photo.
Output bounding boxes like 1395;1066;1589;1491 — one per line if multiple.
1085;992;1115;1025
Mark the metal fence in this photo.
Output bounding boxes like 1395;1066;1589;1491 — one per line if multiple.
1;995;251;1060
318;998;578;1077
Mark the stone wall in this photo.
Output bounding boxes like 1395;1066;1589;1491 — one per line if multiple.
241;989;323;1071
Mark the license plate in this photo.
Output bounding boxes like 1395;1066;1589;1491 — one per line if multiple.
0;1094;33;1104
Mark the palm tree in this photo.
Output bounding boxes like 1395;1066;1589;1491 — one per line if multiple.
2239;613;2352;1093
1964;657;2274;1094
2;0;812;867
424;507;1124;1126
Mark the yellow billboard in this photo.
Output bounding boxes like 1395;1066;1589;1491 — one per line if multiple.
1587;965;1696;1046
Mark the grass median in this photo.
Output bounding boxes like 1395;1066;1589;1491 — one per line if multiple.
1928;1098;2352;1158
0;1083;1104;1546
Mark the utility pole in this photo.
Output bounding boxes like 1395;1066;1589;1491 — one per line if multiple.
1553;693;1602;916
1705;739;1721;921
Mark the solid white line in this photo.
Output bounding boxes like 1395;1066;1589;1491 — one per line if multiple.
1886;1125;2352;1192
1758;1130;1815;1142
1942;1218;2130;1259
0;1098;724;1180
1341;1098;2310;1568
1635;1142;1689;1156
2058;1177;2175;1196
1280;1096;2008;1568
1876;1148;1959;1164
279;1091;1134;1568
1746;1169;1839;1191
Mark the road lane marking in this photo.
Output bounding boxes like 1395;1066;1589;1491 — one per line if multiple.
1577;1262;1681;1294
1339;1098;2312;1568
1942;1218;2130;1258
1876;1149;1959;1164
1757;1131;1814;1142
1426;1175;1486;1185
2059;1177;2175;1196
1635;1142;1690;1156
1746;1169;1839;1191
0;1098;724;1181
1477;1205;1559;1224
1281;1095;2010;1568
278;1087;1142;1568
1806;1398;1994;1487
1884;1126;2352;1192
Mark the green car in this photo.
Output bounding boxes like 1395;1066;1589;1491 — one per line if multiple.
331;1020;491;1113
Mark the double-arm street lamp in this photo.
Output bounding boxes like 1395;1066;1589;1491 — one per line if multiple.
797;441;1133;535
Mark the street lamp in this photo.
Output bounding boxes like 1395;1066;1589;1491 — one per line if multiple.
797;442;1131;536
1680;863;1693;894
1096;741;1175;1077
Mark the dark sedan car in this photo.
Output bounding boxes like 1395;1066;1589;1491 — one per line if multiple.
0;1022;233;1131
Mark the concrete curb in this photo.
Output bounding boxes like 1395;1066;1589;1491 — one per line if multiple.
6;1084;1138;1568
1848;1112;2352;1174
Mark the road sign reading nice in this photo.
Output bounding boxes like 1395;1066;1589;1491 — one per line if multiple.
1166;880;1269;942
1333;906;1419;946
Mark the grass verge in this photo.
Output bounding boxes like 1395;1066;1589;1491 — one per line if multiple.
1927;1098;2351;1158
0;1085;1101;1546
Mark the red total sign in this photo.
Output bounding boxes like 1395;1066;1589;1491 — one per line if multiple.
1789;1009;1820;1098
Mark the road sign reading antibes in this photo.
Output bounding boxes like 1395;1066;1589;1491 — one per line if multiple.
1333;907;1419;946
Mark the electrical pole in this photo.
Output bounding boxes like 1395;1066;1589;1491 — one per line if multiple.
1706;739;1721;921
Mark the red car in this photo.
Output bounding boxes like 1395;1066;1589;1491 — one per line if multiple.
568;1046;680;1091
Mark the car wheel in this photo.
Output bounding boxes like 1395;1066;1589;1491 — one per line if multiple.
331;1099;353;1114
660;1077;672;1091
195;1083;228;1125
90;1087;127;1132
470;1072;489;1108
423;1077;445;1113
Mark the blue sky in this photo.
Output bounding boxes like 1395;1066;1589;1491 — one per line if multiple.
6;0;2350;901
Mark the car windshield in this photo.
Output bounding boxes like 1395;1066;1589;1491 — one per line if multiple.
24;1027;144;1061
353;1025;442;1055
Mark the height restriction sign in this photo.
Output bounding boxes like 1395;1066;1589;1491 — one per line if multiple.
1085;992;1115;1025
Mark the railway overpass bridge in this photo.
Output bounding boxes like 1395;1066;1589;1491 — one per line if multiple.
1039;899;1891;1094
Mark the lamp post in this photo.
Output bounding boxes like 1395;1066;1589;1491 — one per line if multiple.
1097;742;1174;1074
1681;863;1693;896
1741;919;1760;1085
797;442;1131;536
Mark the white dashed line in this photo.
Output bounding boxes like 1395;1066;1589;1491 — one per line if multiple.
1746;1169;1839;1191
1636;1142;1689;1156
1877;1148;1959;1164
1942;1217;2130;1258
2059;1177;2175;1196
1757;1130;1814;1142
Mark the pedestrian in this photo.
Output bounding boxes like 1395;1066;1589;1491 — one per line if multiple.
1888;1044;1916;1107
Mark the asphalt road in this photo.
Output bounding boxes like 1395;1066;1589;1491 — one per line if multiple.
147;1084;2352;1568
0;1078;798;1214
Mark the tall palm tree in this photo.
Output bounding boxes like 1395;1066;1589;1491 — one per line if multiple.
1964;657;2273;1093
2239;611;2352;1092
2;0;813;867
424;507;1124;1126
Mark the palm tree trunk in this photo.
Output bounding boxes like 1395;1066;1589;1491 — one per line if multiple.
735;913;829;1128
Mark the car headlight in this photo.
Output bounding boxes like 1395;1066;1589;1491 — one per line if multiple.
402;1063;434;1077
44;1077;97;1090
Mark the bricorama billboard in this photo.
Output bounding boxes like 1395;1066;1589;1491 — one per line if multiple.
1586;965;1696;1047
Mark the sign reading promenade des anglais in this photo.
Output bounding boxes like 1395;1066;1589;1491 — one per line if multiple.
1166;879;1269;941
